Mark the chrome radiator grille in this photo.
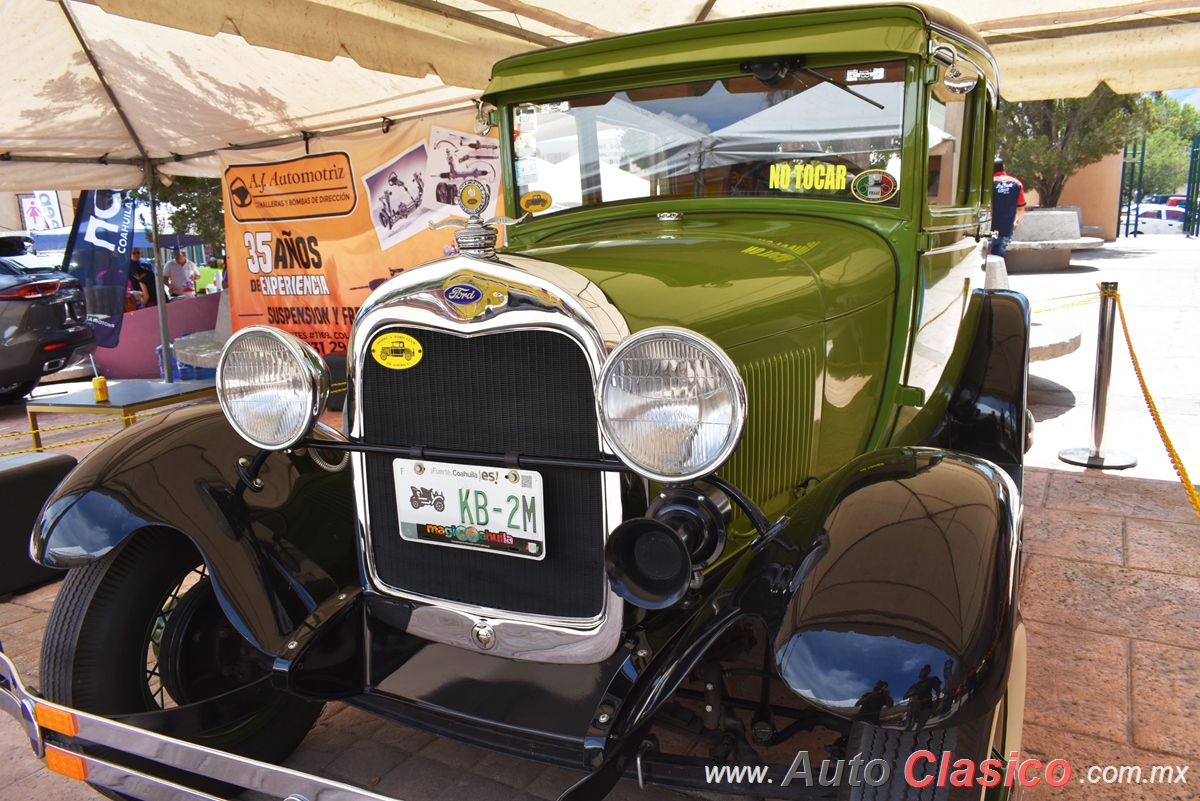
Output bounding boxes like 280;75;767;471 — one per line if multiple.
359;326;607;619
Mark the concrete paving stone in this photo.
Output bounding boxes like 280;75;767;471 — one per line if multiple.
436;773;521;801
1126;518;1200;579
1023;620;1129;745
0;602;38;629
11;773;99;801
1132;641;1200;760
320;739;411;788
370;721;439;754
419;734;491;770
282;720;360;773
1045;470;1199;525
1021;722;1198;801
473;750;551;790
1021;556;1200;650
327;704;388;739
0;717;41;789
373;754;463;801
2;768;106;801
1022;507;1124;566
1024;468;1050;507
0;610;49;641
10;578;64;611
3;636;43;682
317;702;348;724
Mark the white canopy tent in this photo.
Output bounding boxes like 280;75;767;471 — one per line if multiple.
0;0;520;190
4;0;1200;190
102;0;1200;102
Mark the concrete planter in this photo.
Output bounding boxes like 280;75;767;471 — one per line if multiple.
1005;207;1103;271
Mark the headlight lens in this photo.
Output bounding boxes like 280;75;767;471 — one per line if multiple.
598;327;746;482
216;326;329;450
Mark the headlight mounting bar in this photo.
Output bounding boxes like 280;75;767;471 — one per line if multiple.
295;437;773;537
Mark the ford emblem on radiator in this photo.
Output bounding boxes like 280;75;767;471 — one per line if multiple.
444;284;484;305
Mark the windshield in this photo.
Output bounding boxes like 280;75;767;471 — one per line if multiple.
510;61;907;214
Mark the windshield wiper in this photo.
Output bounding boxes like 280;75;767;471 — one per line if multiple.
795;66;885;110
741;57;885;110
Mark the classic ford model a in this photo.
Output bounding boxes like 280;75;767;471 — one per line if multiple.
2;5;1029;800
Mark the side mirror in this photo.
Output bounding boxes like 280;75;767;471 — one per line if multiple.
473;100;493;136
930;41;979;95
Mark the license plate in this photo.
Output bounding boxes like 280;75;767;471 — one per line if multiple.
393;459;546;560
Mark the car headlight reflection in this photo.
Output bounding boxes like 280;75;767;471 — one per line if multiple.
598;328;746;482
216;326;329;450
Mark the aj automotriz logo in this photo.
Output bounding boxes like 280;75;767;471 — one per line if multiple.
228;177;253;208
224;152;357;223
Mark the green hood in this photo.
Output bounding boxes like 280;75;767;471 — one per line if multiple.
510;211;897;350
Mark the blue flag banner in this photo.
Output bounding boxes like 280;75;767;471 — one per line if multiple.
65;190;138;348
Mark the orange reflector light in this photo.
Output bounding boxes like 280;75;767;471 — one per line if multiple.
45;747;89;781
35;704;79;736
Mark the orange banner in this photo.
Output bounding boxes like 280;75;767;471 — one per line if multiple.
221;110;501;357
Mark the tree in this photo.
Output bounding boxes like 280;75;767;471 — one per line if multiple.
997;85;1154;207
1139;95;1200;196
133;176;225;257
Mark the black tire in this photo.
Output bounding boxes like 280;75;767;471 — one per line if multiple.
838;709;998;801
41;528;323;798
0;378;38;404
433;498;445;512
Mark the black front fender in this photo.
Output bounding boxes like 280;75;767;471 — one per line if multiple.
32;403;359;654
587;447;1019;786
750;447;1020;730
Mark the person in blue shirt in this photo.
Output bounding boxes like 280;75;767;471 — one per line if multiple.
991;158;1026;258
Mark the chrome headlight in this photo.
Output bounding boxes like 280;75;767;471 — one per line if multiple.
597;327;747;483
216;326;329;450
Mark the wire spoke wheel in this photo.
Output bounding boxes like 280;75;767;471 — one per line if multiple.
41;529;323;799
145;563;208;710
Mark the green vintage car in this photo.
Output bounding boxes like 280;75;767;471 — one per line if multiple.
8;5;1030;800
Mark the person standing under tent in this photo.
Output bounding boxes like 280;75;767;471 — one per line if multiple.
165;247;200;298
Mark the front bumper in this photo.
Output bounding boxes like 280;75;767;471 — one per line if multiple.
0;648;402;801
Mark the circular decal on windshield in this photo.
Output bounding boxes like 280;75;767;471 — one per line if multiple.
519;190;552;213
850;170;898;203
371;332;424;370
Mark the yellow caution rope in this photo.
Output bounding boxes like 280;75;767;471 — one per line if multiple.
1107;288;1200;520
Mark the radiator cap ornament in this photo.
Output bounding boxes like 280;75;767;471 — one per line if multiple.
429;181;529;260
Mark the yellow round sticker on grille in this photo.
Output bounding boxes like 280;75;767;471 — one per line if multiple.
371;332;423;370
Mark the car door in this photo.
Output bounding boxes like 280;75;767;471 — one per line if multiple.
1165;208;1185;233
1138;208;1165;234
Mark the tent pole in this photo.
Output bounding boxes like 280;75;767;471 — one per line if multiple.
146;167;173;383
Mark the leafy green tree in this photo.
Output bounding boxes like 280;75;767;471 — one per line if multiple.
1139;95;1200;196
133;176;225;257
997;85;1153;207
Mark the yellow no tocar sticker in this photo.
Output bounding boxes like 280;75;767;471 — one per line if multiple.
371;332;423;370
